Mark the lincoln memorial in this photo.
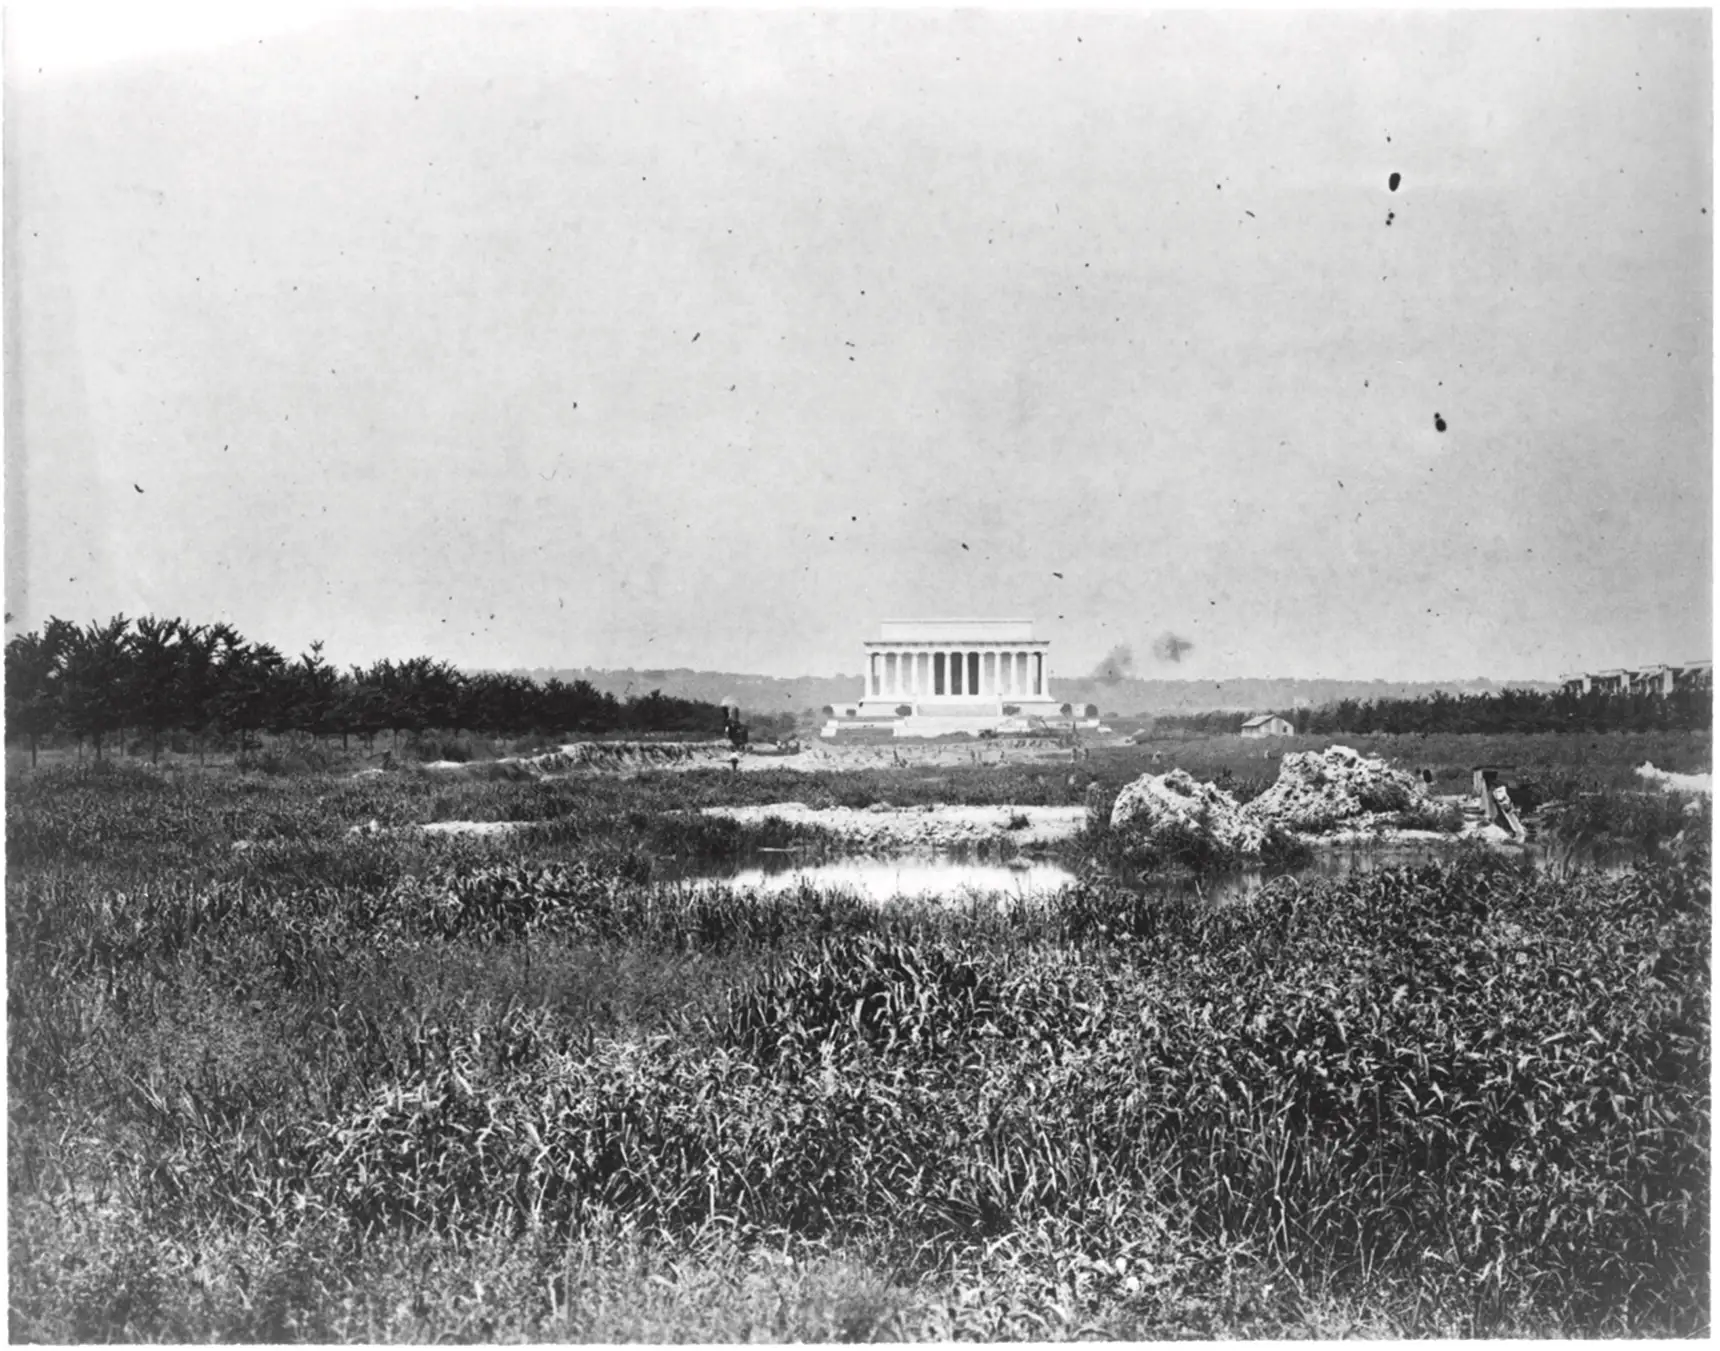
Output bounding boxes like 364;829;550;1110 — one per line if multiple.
826;618;1067;736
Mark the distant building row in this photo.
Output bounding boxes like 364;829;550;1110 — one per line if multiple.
1559;661;1711;698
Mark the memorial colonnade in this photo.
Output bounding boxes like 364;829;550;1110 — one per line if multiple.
866;644;1044;700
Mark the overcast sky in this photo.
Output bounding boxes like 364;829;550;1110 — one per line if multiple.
6;5;1711;681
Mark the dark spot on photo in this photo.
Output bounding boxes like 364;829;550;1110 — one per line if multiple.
1434;413;1448;432
1388;172;1402;192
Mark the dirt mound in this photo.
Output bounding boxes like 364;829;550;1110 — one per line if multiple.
416;742;734;778
416;758;540;782
1243;745;1427;833
1109;768;1268;855
529;742;727;771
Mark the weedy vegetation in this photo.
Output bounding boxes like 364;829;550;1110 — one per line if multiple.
7;749;1711;1340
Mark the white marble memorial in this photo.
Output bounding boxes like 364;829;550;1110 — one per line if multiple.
831;618;1067;736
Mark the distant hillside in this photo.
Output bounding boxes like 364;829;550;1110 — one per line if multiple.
1056;674;1559;716
515;667;1558;719
517;668;864;718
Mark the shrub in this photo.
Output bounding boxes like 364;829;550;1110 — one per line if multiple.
1540;789;1701;866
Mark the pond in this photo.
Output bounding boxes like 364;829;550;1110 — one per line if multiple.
681;840;1515;907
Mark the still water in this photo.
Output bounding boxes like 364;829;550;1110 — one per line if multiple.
687;842;1498;906
713;857;1081;903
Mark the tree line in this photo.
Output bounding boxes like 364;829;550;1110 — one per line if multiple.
1152;685;1712;738
4;614;736;764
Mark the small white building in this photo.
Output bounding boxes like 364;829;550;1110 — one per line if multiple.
1240;714;1293;739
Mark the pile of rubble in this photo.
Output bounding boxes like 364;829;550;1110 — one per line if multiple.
1109;745;1435;856
1108;768;1268;856
1243;744;1426;833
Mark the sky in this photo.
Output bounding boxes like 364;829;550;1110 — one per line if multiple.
5;4;1712;682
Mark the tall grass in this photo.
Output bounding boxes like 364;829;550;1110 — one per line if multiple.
7;761;1710;1340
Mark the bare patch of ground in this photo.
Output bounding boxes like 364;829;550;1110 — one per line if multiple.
700;803;1088;849
406;738;1091;779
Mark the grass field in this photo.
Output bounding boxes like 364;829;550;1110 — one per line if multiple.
7;733;1711;1340
1098;728;1711;793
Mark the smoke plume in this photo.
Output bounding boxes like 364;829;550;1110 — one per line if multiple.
1152;631;1195;664
1091;643;1135;684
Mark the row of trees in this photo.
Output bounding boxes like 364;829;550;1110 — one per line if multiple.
4;615;732;763
1154;686;1712;738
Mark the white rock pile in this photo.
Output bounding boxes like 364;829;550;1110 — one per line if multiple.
1108;768;1268;855
1242;744;1426;833
1108;746;1435;855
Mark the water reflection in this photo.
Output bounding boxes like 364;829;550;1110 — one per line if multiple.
690;840;1510;906
711;857;1079;904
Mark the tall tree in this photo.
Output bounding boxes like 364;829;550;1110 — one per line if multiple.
57;616;133;760
283;641;340;742
213;641;285;752
4;626;64;766
125;615;188;762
